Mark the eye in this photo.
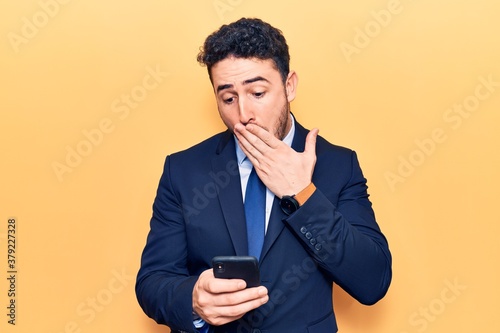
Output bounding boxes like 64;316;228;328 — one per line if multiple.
223;97;235;104
254;92;265;98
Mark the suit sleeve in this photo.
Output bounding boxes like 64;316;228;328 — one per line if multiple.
135;156;198;332
284;150;392;305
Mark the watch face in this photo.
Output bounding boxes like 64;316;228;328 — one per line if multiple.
280;196;299;215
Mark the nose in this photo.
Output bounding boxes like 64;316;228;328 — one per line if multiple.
238;96;254;125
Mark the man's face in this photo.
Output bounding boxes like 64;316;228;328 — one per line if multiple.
210;57;297;140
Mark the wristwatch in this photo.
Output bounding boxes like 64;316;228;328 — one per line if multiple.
279;195;300;215
279;183;316;215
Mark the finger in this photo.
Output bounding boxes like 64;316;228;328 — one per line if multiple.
226;289;269;314
208;277;247;294
207;288;269;325
304;128;319;157
193;274;249;321
234;123;276;156
197;269;246;294
234;125;265;163
213;286;268;307
236;138;261;169
245;123;280;149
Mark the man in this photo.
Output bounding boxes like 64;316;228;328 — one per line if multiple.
136;18;392;333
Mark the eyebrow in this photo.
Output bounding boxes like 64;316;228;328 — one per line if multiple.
216;76;270;93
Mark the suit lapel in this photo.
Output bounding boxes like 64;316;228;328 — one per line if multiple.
260;120;309;261
211;131;248;256
260;197;285;261
291;120;308;153
211;121;310;259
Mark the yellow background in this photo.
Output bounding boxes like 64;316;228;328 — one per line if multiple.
1;0;499;332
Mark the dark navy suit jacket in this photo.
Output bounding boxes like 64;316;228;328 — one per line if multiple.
136;120;392;333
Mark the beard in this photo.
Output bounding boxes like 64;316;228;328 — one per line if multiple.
252;88;292;140
244;102;290;140
275;102;291;140
270;87;292;140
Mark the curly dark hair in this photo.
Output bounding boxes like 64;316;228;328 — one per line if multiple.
197;18;290;83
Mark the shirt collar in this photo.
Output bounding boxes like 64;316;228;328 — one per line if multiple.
235;114;296;166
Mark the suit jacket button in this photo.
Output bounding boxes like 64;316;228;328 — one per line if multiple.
315;243;322;251
300;226;307;234
310;238;317;245
305;232;312;239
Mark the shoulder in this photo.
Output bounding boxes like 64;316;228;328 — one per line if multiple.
316;135;354;158
168;130;231;162
294;119;354;159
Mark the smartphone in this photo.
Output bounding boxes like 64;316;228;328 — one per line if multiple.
212;256;260;288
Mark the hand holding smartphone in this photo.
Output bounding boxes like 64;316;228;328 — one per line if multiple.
212;256;260;288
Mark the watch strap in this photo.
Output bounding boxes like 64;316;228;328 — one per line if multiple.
294;183;316;206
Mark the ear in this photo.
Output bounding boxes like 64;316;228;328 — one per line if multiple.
285;70;298;102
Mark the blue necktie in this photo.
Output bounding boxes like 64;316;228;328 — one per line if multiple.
244;167;266;259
